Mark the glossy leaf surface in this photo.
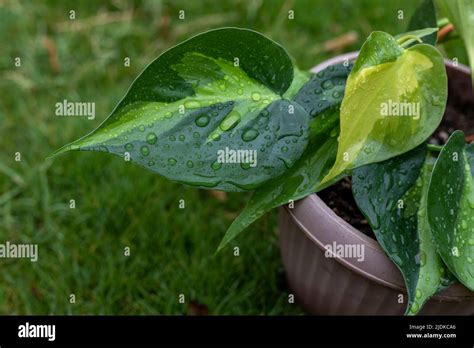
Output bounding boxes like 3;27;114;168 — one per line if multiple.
407;0;438;46
49;28;311;192
322;31;447;185
217;63;353;249
353;145;453;315
428;131;474;290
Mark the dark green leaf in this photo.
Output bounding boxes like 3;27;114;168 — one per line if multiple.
428;130;474;290
353;145;454;315
282;66;311;99
292;63;351;117
217;63;353;249
218;109;341;251
407;0;438;46
49;28;311;192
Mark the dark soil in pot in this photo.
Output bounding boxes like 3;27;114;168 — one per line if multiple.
318;66;474;239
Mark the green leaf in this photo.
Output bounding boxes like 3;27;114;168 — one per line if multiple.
428;130;474;290
436;0;474;87
218;111;340;251
292;63;351;119
352;145;454;315
321;31;447;185
407;0;438;46
217;63;353;250
49;28;311;192
282;66;311;99
395;28;438;48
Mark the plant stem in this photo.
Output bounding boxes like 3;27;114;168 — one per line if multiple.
397;35;423;48
427;144;443;152
437;17;451;28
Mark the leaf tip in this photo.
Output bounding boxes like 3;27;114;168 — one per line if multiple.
46;142;79;161
215;238;228;255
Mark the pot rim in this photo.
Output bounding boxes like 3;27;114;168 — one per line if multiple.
283;52;474;301
309;50;471;75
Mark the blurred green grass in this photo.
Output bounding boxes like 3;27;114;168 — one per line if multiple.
0;0;420;314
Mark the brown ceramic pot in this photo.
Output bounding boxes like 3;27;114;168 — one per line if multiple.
278;52;474;315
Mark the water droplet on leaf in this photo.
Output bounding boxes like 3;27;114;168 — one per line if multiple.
146;132;158;145
251;92;261;101
195;115;210;127
242;129;259;142
220;111;240;131
140;146;150;156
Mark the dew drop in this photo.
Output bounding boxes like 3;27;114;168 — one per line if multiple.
321;79;334;90
168;158;177;166
242;129;259;142
241;162;251;170
195;115;210;127
125;143;133;151
211;161;222;170
251;92;261;102
186;160;194;168
184;100;201;109
140;146;150;156
420;251;427;267
146;132;158;145
415;289;422;299
220;111;241;131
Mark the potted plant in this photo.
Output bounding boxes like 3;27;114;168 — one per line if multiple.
279;51;474;315
49;0;474;315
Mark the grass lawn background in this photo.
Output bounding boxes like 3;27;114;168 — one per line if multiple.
0;0;432;314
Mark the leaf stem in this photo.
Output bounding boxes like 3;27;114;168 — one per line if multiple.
437;17;451;28
397;35;423;48
427;144;443;152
